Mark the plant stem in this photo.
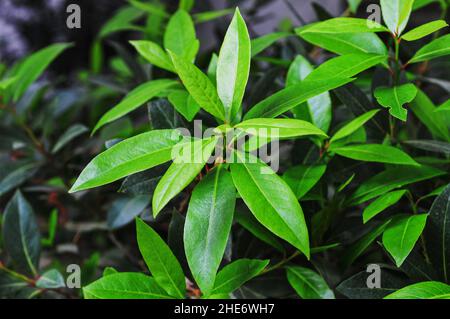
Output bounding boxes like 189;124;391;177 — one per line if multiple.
262;251;300;274
0;261;35;285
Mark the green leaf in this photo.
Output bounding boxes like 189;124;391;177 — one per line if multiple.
235;210;285;252
413;0;447;10
287;55;332;132
164;9;199;62
169;51;226;121
385;281;450;299
410;89;450;141
52;124;88;154
2;191;41;276
296;18;389;34
331;144;419;166
347;0;363;13
436;99;450;112
36;269;65;289
168;90;200;121
41;209;58;247
148;99;183;129
330;110;380;143
130;40;175;72
69;130;182;192
402;20;448;41
92;79;178;134
251;32;291;57
210;259;269;295
244;77;354;119
380;0;415;35
152;137;218;216
374;84;418;121
193;9;234;24
403;140;450;156
10;43;71;102
283;164;327;199
217;8;251;121
342;220;391;267
107;195;149;230
350;165;446;205
296;31;387;56
0;77;17;91
99;6;145;38
136;218;185;298
0;162;39;198
383;214;428;267
184;166;236;294
304;54;387;82
425;184;450;282
83;273;171;299
236;118;327;139
179;0;194;11
363;190;407;223
286;266;334;299
230;152;310;258
409;34;450;63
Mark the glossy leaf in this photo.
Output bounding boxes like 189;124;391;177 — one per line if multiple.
36;269;65;289
363;190;407;223
2;191;41;276
331;144;419;166
136;218;185;298
380;0;415;35
69;130;182;192
99;6;144;38
83;273;171;299
230;152;310;258
168;90;200;121
296;18;389;34
152;137;218;216
330;110;380;143
236;118;327;139
409;34;450;63
148;99;183;129
169;51;226;121
402;20;448;41
52;124;88;154
403;140;450;156
107;195;149;230
217;8;251;121
0;162;39;197
374;84;418;121
164;9;199;62
385;281;450;299
251;32;291;57
184;166;236;294
92;79;178;133
383;214;428;267
286;266;334;299
210;259;269;296
283;164;327;199
130;40;174;72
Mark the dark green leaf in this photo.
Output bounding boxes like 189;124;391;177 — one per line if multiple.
363;190;407;223
286;266;334;299
283;164;327;199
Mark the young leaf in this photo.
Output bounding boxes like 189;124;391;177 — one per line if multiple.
83;273;171;299
296;18;389;34
330;110;380;143
210;259;269;296
409;34;450;63
374;84;418;121
217;8;251;121
36;269;65;289
331;144;419;166
164;9;199;62
350;165;445;205
251;32;291;57
69;130;182;193
347;0;362;13
93;79;178;134
230;152;310;258
52;124;88;154
184;166;236;295
169;51;226;121
179;0;194;11
435;99;450;112
383;214;428;267
99;6;145;38
244;77;354;119
425;184;450;282
2;191;41;276
168;90;200;121
283;164;327;199
286;266;335;299
130;40;175;72
296;32;387;56
385;281;450;299
10;43;71;102
363;190;407;223
235;118;328;139
287;55;332;132
136;218;185;298
380;0;415;35
402;20;448;41
152;137;218;216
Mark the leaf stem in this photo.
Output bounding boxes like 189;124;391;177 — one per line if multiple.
262;251;300;274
